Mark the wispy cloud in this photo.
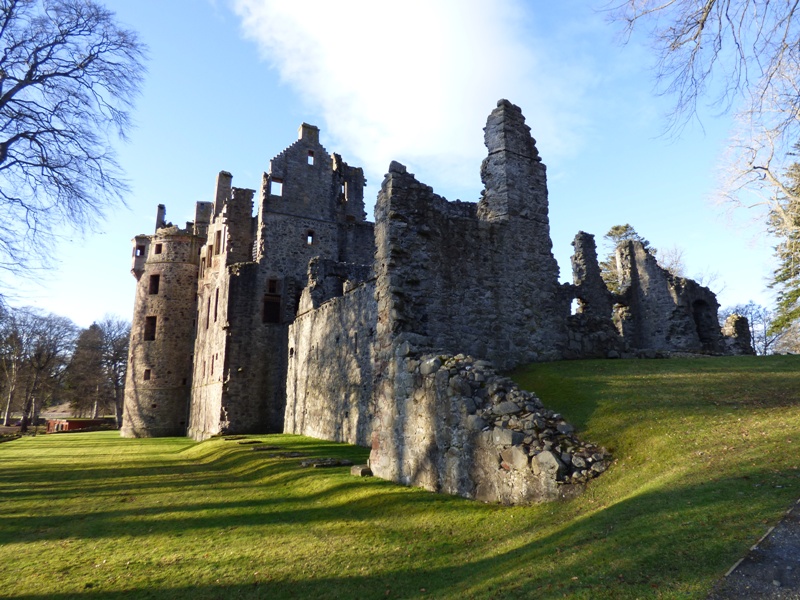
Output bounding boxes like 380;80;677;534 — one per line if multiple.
231;0;598;201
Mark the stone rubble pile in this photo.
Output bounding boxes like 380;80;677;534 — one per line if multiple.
422;352;612;489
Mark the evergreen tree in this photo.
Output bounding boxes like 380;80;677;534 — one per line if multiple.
769;157;800;335
600;224;654;293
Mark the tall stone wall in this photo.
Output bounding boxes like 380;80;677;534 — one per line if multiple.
284;279;376;446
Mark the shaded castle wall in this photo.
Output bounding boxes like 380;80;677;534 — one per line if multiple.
369;101;573;493
284;265;377;446
187;125;375;440
188;177;257;440
369;101;568;373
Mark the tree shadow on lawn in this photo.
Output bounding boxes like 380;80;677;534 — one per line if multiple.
7;474;792;600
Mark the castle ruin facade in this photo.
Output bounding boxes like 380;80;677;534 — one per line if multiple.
122;100;752;502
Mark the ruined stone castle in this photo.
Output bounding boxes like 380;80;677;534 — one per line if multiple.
122;100;752;504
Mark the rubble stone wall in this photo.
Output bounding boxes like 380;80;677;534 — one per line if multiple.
368;352;611;504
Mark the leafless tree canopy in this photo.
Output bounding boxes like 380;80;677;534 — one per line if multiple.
608;0;800;224
0;0;146;273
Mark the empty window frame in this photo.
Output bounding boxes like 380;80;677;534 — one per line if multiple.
267;279;278;294
271;178;283;197
143;369;151;381
148;274;160;295
144;316;157;341
215;230;222;255
154;243;163;255
307;151;315;165
306;230;314;246
263;296;281;324
135;245;146;257
214;288;219;322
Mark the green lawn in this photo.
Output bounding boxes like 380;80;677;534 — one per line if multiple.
1;355;799;599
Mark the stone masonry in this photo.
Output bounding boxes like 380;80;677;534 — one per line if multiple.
123;100;752;502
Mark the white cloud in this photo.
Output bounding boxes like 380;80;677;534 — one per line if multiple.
231;0;596;201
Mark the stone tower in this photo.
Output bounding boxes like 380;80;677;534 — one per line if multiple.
121;203;211;437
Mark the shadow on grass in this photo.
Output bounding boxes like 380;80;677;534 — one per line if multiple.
6;474;789;600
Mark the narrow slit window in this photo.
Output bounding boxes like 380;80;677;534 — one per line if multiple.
154;243;163;255
215;230;222;254
214;288;219;322
307;151;315;165
306;230;314;246
272;179;283;197
206;247;213;266
148;274;160;295
143;369;151;381
144;316;157;341
206;297;211;329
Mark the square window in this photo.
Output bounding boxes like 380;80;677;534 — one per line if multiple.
272;179;283;197
268;279;278;294
135;245;146;257
154;244;163;255
307;151;315;165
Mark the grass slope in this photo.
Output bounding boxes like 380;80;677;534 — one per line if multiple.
0;355;798;599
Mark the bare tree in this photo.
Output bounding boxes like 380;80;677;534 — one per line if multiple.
607;0;800;233
96;315;129;428
0;306;76;428
657;244;687;278
18;311;76;431
0;0;146;274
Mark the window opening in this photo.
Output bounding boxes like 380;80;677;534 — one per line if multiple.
144;316;157;341
272;179;283;197
143;369;151;381
148;274;160;295
307;151;315;165
268;279;278;294
135;245;146;257
263;296;281;324
206;247;213;267
306;230;314;246
214;288;219;322
154;243;162;255
215;230;222;254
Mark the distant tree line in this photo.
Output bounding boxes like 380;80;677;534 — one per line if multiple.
0;305;129;431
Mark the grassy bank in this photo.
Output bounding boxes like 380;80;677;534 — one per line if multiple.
0;355;798;599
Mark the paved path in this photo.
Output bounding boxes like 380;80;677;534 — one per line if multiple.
709;499;800;599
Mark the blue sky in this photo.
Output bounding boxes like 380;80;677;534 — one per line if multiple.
4;0;778;327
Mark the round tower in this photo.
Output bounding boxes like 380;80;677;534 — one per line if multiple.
121;205;206;437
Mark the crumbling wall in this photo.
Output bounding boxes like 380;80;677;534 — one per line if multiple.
615;240;726;353
564;231;627;358
368;352;611;504
370;101;568;372
721;314;756;355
